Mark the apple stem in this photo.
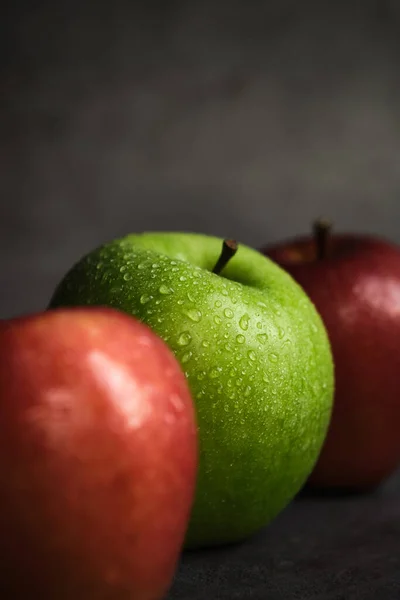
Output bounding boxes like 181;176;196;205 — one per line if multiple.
212;239;238;275
313;219;332;260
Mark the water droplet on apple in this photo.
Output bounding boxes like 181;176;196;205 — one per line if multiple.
256;322;262;329
164;413;177;425
262;373;269;383
214;315;222;325
137;262;147;270
179;275;187;281
248;350;256;361
244;386;252;397
185;309;202;322
236;334;245;344
268;352;278;363
224;308;234;318
169;393;184;412
224;343;233;352
202;340;209;348
256;333;268;344
209;368;220;378
221;288;228;296
96;261;104;270
119;265;127;272
257;301;267;309
197;371;206;380
177;332;192;346
177;299;184;305
239;314;250;331
159;284;173;295
170;260;177;265
214;300;222;308
140;294;151;304
187;291;196;303
278;327;285;339
181;352;192;364
152;263;159;269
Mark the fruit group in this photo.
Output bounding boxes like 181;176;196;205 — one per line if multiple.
0;308;197;599
49;231;334;548
263;221;400;491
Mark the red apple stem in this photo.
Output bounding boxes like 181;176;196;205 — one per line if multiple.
212;239;238;274
313;219;332;260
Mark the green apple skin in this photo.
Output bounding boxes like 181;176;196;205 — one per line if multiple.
49;232;334;549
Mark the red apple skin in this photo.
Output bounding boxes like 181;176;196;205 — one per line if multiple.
262;233;400;491
0;307;198;599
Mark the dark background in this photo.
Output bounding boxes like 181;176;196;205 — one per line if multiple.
1;2;400;598
2;0;400;318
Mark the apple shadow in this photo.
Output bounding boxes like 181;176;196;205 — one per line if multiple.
182;536;249;558
180;525;267;561
296;482;381;501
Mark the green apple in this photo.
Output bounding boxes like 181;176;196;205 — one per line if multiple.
49;232;334;549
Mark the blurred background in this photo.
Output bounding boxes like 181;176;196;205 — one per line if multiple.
1;0;400;318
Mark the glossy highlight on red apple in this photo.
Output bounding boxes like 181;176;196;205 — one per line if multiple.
263;221;400;492
0;307;198;599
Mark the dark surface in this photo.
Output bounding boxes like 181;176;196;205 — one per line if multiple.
168;471;400;599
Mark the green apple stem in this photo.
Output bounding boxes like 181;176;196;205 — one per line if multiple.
313;219;332;260
212;239;238;275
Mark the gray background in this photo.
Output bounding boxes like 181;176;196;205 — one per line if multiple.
1;0;400;318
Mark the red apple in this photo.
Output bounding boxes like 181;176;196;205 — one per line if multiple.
0;307;197;599
262;220;400;492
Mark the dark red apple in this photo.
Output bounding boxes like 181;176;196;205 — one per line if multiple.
0;307;198;599
262;220;400;492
